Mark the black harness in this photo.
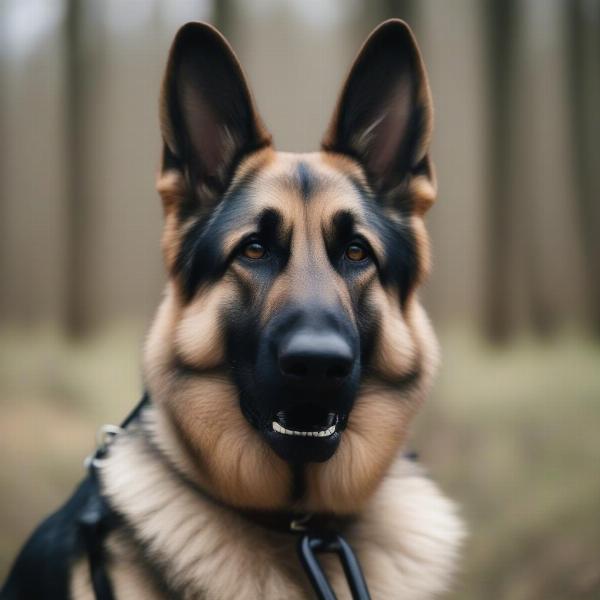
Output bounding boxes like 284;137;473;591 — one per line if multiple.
76;395;148;600
77;394;372;600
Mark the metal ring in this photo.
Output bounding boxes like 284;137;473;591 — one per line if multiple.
95;424;124;450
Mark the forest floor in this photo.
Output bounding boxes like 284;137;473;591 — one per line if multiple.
1;322;599;599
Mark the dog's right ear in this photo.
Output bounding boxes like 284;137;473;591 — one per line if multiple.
159;22;271;211
322;20;434;213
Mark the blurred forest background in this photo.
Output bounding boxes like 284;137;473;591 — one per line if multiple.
1;1;599;598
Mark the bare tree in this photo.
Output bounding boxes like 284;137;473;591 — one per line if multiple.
213;0;234;35
64;0;88;337
483;0;518;343
380;0;415;23
566;0;600;338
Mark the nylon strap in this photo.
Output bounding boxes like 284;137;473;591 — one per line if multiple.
78;394;149;600
77;469;117;600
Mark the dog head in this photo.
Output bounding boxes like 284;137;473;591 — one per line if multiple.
146;20;438;512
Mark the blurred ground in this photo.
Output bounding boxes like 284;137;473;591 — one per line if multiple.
1;322;599;599
415;327;600;600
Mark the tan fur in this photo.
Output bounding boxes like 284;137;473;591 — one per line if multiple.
71;535;164;600
371;287;420;380
174;280;234;370
89;417;464;599
145;151;443;515
408;168;437;216
71;562;96;600
145;313;293;508
156;169;186;216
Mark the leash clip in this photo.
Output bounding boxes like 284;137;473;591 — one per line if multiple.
297;531;372;600
84;424;124;469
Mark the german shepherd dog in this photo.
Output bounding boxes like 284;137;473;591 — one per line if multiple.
3;19;464;600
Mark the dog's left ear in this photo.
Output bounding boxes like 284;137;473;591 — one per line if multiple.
160;22;271;208
322;20;434;211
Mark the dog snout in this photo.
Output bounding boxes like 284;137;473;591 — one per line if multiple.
278;329;355;385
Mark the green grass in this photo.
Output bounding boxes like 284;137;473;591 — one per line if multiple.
1;322;599;598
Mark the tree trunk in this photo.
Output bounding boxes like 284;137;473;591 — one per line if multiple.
565;0;600;338
483;0;517;343
64;0;88;337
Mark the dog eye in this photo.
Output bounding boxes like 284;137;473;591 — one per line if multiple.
345;243;369;262
242;241;267;260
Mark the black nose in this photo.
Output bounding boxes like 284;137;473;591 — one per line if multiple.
278;330;354;384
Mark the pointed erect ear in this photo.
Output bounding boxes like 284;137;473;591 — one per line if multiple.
322;20;434;205
159;22;271;206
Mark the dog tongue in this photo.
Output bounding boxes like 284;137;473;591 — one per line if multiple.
275;405;336;431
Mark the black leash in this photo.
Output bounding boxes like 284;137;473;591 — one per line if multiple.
77;393;372;600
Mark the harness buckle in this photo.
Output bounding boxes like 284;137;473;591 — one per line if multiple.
83;424;125;469
96;424;124;450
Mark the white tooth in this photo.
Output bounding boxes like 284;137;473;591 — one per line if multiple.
272;426;340;437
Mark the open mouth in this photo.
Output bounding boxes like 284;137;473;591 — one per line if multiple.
263;405;343;463
272;409;338;438
271;406;338;437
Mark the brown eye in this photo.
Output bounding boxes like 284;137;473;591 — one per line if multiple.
345;243;368;262
242;241;267;260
